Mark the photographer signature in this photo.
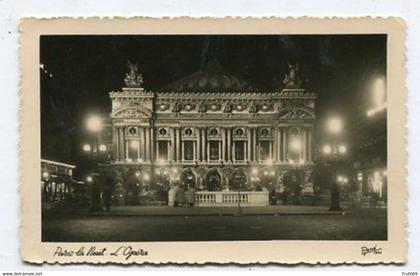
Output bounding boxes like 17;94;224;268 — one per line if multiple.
361;245;382;256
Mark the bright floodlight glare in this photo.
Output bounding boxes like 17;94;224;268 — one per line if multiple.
99;144;107;152
83;144;91;152
86;116;102;132
290;138;301;151
322;145;332;155
327;117;342;134
338;145;347;154
372;78;386;107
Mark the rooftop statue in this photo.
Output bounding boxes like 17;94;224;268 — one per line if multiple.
124;61;144;88
283;62;303;89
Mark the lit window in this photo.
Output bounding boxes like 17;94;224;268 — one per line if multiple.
259;141;271;161
157;141;169;161
184;141;194;161
209;141;219;160
234;141;245;161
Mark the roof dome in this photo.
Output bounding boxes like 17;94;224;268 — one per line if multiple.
160;60;253;92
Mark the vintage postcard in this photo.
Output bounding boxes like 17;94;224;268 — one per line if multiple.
19;17;406;264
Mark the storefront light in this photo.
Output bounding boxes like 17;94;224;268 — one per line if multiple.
251;167;258;175
322;145;332;155
338;145;347;154
83;144;92;152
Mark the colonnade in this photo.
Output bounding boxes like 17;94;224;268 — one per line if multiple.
112;125;313;164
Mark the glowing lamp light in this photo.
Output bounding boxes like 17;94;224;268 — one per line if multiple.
172;168;178;174
135;172;140;177
337;176;343;183
137;158;143;163
86;115;102;132
266;158;274;166
372;78;386;107
269;171;275;176
83;144;92;152
42;172;49;179
251;167;258;175
143;173;150;181
263;171;268;176
322;145;332;155
343;177;348;184
338;145;347;154
86;176;93;183
99;144;107;152
327;117;343;135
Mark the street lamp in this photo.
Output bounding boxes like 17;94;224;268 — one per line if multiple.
327;117;343;135
86;115;102;132
323;116;346;211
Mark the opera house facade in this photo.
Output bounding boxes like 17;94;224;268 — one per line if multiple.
103;61;317;206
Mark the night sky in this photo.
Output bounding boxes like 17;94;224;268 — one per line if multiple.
40;35;386;172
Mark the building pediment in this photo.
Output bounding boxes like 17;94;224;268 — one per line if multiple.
112;106;152;119
278;107;315;119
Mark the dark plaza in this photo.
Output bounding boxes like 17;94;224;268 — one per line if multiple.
40;36;387;238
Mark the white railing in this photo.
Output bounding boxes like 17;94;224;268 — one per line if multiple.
195;191;269;206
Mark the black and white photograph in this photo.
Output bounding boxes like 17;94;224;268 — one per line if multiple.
39;34;388;242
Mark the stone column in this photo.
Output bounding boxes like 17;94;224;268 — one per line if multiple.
252;128;257;162
227;128;232;162
308;127;312;163
222;128;226;161
145;127;150;162
282;127;287;162
244;128;252;161
277;127;281;163
302;127;306;162
120;128;125;161
171;128;176;162
150;127;155;162
273;127;278;162
139;127;145;160
202;128;206;161
112;126;118;161
175;128;181;161
196;128;201;161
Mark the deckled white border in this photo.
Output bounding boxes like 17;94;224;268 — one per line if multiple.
19;17;406;265
0;0;419;270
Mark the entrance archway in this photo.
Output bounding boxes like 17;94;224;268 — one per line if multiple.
181;169;196;189
230;169;247;191
206;170;222;191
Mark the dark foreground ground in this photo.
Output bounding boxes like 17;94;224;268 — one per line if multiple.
42;207;387;242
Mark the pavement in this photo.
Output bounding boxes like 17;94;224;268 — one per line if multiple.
80;205;347;216
42;208;386;242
